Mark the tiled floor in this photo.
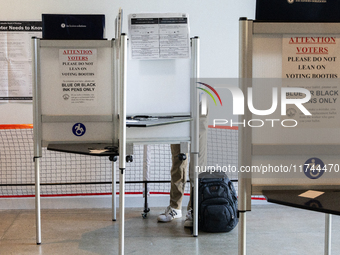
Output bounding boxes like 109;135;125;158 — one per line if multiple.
1;203;339;255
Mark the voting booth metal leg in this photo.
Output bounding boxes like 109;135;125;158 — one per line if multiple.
112;162;117;221
34;158;41;245
325;214;332;255
32;37;42;245
191;37;200;237
112;33;119;223
119;168;125;255
238;18;253;255
118;34;127;255
192;153;199;237
238;212;246;254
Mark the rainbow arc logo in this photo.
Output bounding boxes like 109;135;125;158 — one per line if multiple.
196;82;222;106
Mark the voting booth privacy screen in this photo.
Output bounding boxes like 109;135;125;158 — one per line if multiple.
256;0;340;22
252;35;340;189
238;20;340;199
126;13;192;142
37;40;117;145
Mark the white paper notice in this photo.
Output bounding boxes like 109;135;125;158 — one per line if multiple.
128;13;190;59
0;21;42;102
59;49;97;105
298;190;324;199
282;35;340;127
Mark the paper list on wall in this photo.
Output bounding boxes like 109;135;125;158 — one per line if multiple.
0;21;42;101
282;35;340;128
128;14;190;59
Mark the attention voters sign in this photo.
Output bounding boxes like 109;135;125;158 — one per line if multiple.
282;35;340;128
59;49;97;105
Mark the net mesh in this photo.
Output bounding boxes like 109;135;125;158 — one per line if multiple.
0;127;238;196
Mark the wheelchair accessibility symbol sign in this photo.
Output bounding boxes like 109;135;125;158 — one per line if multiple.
72;123;86;136
303;157;325;179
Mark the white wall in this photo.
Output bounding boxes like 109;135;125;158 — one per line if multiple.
0;0;255;124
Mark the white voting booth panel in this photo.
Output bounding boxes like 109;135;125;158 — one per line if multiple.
242;23;340;194
126;122;190;141
251;33;340;193
126;55;191;142
126;12;192;143
40;47;113;115
41;122;114;143
38;40;117;145
252;34;340;191
126;58;190;114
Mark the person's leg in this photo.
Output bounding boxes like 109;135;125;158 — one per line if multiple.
157;144;188;222
169;144;188;209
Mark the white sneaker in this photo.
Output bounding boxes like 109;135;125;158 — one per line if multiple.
157;206;182;222
184;209;193;228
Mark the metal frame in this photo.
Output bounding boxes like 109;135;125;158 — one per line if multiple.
238;18;253;255
238;18;340;255
32;37;41;245
191;37;200;237
118;34;127;255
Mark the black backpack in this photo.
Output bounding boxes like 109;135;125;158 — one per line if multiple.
198;172;238;233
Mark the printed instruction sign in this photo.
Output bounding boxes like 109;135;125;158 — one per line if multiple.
282;35;340;128
59;49;97;105
0;21;42;102
128;13;190;59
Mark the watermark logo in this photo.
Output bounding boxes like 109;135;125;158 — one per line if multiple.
195;79;317;128
197;82;222;106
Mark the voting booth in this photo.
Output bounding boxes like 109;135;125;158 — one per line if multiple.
32;12;201;255
125;13;201;241
32;36;128;250
126;13;193;144
238;18;340;255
